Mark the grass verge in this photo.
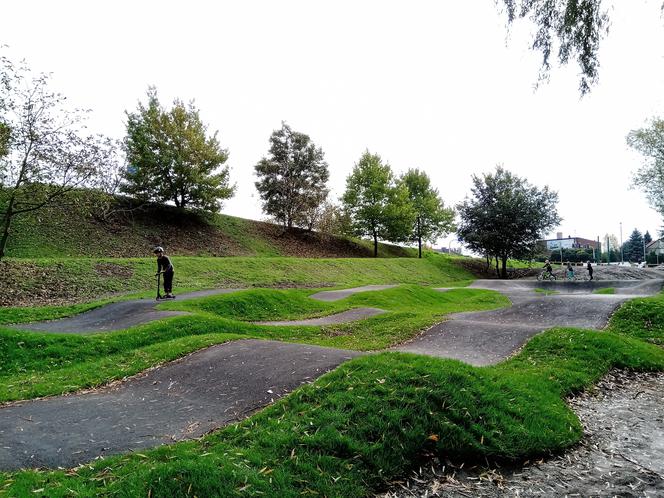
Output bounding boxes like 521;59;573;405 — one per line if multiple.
534;288;559;296
593;287;615;295
2;292;663;496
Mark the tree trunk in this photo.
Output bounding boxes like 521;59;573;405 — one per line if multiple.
0;194;16;262
417;216;422;258
501;255;508;279
494;255;499;277
373;231;378;258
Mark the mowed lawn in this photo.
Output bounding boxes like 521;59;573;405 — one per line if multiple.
2;251;663;498
0;286;507;402
1;289;663;496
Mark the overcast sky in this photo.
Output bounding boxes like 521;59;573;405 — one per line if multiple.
3;0;664;249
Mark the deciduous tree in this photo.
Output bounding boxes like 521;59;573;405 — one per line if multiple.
400;168;455;258
457;166;560;278
501;0;609;95
628;118;664;221
0;56;114;261
123;88;234;212
254;122;329;229
342;151;414;257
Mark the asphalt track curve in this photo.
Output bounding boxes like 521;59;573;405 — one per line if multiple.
14;288;245;334
16;285;396;334
395;279;664;366
0;340;361;470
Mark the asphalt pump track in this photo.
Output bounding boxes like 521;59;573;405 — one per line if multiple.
15;285;393;334
2;279;662;470
396;279;664;365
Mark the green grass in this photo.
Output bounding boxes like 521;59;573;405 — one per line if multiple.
3;189;417;259
2;296;663;497
593;287;615;295
0;286;507;402
0;253;474;320
608;292;664;345
534;288;559;296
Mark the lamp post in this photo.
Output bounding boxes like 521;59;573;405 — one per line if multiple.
620;222;623;263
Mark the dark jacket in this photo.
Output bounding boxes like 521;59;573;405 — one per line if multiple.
157;255;174;273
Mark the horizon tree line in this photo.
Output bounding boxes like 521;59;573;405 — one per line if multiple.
7;53;664;273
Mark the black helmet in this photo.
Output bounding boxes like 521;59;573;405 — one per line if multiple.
153;246;164;254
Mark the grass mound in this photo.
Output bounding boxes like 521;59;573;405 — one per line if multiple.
3;318;663;496
0;286;508;402
608;293;664;345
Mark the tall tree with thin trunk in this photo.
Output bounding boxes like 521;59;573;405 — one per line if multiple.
342;151;414;257
400;168;455;258
0;56;113;261
254;122;329;230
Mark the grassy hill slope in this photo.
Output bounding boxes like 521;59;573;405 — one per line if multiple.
7;191;414;259
0;254;474;309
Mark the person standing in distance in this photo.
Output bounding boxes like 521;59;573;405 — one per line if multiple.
587;260;594;281
154;246;175;298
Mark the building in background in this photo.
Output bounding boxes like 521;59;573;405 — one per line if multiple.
543;232;599;251
646;238;664;256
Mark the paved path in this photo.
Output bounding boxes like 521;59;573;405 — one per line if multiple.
396;279;664;366
0;340;361;470
14;289;244;334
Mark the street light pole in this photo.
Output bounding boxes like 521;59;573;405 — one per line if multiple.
620;222;623;263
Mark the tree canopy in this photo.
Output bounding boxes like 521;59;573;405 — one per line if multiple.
400;169;455;258
457;166;561;278
0;56;114;260
123;88;234;212
622;228;645;262
501;0;609;95
254;122;329;229
342;151;414;257
627;118;664;222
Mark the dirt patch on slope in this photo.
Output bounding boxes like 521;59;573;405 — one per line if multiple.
379;370;664;497
1;260;133;307
94;262;134;279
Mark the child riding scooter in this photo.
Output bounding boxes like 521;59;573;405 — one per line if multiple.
154;246;175;300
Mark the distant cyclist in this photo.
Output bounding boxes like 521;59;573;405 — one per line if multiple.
566;261;575;281
539;259;556;280
544;259;553;275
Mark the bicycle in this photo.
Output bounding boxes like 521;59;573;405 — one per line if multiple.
537;270;557;281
